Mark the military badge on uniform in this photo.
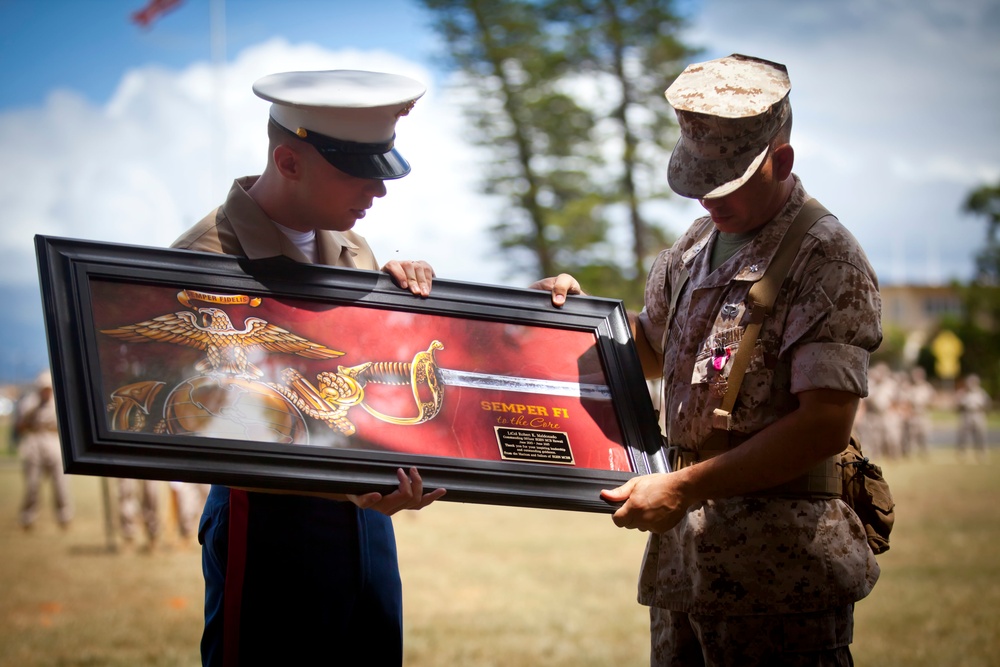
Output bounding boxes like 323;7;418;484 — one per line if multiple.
711;343;731;371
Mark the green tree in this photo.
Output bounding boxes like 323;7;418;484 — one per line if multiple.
420;0;695;307
542;0;696;304
870;323;907;369
422;0;601;282
963;180;1000;284
957;180;1000;395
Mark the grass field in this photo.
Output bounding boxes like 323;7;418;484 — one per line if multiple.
0;444;997;666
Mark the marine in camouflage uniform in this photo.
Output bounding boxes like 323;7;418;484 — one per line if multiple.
955;373;991;460
901;366;935;457
116;477;160;547
15;370;73;529
601;54;882;666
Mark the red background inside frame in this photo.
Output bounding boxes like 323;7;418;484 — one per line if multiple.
88;279;633;473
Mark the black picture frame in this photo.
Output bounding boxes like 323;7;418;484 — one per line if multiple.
35;235;666;513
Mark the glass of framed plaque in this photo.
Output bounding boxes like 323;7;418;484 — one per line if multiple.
35;235;666;513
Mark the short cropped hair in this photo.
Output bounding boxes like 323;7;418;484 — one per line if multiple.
771;108;793;147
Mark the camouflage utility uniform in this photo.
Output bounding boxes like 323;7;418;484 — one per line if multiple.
15;379;73;529
636;178;881;663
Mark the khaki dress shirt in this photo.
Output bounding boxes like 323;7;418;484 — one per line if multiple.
172;176;379;271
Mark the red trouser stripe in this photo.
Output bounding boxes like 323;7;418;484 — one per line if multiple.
222;489;249;667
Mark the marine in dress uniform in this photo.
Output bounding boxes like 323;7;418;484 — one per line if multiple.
173;69;443;667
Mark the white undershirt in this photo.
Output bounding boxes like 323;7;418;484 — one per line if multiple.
272;221;317;263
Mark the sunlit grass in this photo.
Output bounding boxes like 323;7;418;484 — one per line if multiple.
0;446;996;666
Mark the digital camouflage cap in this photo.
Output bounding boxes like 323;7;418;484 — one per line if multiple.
666;54;791;200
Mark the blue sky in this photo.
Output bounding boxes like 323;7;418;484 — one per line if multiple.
0;0;435;107
1;0;999;382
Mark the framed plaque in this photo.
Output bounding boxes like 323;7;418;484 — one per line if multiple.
35;235;666;513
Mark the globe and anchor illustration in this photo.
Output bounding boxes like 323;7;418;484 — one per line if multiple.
101;289;445;444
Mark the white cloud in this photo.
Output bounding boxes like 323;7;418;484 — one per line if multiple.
888;155;1000;186
0;39;512;290
3;0;999;299
684;0;1000;284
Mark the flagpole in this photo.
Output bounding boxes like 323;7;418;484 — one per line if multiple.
209;0;227;199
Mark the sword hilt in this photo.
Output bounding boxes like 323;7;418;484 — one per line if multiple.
364;361;413;385
349;341;446;427
339;361;412;386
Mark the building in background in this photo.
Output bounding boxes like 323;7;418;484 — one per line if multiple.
880;284;963;366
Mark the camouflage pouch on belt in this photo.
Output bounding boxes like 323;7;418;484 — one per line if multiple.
839;436;895;554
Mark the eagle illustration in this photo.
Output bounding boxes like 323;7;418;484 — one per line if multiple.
101;307;344;378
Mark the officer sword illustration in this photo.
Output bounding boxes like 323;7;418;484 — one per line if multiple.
100;300;611;438
276;340;612;435
437;368;612;400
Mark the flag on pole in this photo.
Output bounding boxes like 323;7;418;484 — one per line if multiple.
131;0;184;28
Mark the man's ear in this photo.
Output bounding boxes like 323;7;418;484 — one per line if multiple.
272;143;303;180
772;143;795;181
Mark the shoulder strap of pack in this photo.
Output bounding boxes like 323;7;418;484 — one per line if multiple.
711;198;831;431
